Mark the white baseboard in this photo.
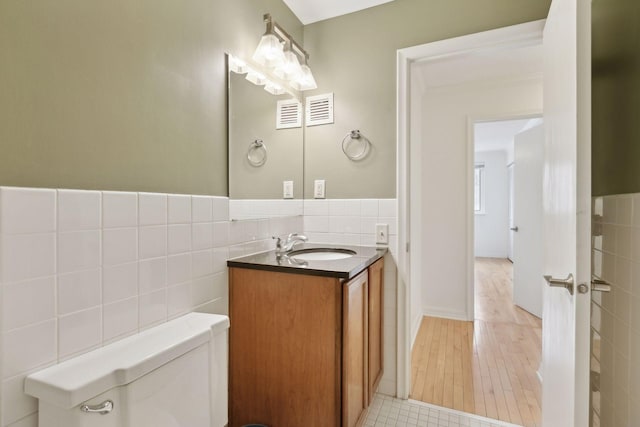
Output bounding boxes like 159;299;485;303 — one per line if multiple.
474;252;509;259
377;378;396;396
423;306;471;322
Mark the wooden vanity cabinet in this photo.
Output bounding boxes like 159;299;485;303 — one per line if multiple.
342;270;369;427
229;258;384;427
229;268;342;427
367;258;384;402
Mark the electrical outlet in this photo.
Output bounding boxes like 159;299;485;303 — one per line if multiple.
375;223;389;244
314;180;325;199
283;180;293;199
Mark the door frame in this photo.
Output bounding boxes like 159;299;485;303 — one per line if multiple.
508;161;514;262
471;114;543;289
395;20;545;399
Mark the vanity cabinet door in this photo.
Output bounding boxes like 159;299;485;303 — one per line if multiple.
368;257;384;402
342;270;369;427
229;268;342;427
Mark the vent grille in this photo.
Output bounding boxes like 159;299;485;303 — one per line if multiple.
306;93;334;126
276;99;302;129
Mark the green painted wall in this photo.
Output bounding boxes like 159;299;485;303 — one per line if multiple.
592;0;640;196
229;71;303;199
302;0;551;199
0;0;554;198
0;0;301;196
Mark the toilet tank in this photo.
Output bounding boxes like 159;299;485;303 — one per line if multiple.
25;313;230;427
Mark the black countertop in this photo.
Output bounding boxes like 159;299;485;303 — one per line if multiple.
227;243;388;280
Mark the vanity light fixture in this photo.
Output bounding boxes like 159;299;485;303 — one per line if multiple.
290;58;317;91
264;81;285;95
252;17;286;68
229;55;248;74
274;41;303;81
229;54;283;94
245;69;266;86
253;13;317;91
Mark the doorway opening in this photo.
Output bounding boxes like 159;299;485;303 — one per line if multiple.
399;5;593;424
473;118;544;424
474;118;545;318
409;117;544;426
400;20;546;427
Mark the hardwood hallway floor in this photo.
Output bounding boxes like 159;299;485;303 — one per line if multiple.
410;258;542;427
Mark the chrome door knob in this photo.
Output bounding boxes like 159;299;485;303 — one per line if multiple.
577;278;612;294
591;279;612;292
544;273;574;295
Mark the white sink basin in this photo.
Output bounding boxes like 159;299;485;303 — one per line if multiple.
288;248;356;261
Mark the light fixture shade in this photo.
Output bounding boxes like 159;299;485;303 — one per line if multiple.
252;34;285;68
291;64;317;91
274;50;303;81
264;81;285;95
228;55;248;74
245;69;266;86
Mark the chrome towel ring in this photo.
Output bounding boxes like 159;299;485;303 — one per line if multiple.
247;139;267;167
341;130;371;161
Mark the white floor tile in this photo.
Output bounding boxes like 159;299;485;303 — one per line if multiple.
364;394;521;427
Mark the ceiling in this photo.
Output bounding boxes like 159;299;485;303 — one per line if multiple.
414;44;543;89
474;118;542;155
283;0;394;24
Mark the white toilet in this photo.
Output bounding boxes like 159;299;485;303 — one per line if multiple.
25;312;230;427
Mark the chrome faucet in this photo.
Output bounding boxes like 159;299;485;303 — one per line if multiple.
273;233;308;254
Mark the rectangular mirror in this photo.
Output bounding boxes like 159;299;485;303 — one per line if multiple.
227;55;304;220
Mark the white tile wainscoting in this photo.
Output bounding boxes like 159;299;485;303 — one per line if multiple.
229;199;303;220
230;198;398;254
591;193;640;427
0;189;398;426
0;187;302;427
303;199;398;255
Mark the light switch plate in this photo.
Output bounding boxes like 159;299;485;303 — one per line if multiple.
375;223;389;244
314;180;325;199
283;181;293;199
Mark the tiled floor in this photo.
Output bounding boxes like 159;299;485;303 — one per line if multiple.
364;394;522;427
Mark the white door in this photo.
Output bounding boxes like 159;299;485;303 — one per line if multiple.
512;124;544;318
541;0;591;425
507;163;514;262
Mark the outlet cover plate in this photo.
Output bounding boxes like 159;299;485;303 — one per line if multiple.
283;181;294;199
375;223;389;244
314;180;325;199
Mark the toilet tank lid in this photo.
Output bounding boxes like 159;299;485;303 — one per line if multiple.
24;312;229;409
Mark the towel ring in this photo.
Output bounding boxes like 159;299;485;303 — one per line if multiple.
247;139;267;167
341;130;371;161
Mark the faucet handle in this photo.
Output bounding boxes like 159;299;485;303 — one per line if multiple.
272;236;284;254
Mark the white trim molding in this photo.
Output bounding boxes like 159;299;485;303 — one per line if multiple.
422;307;470;322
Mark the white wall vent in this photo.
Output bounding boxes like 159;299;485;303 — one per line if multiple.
305;93;334;126
276;99;302;129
